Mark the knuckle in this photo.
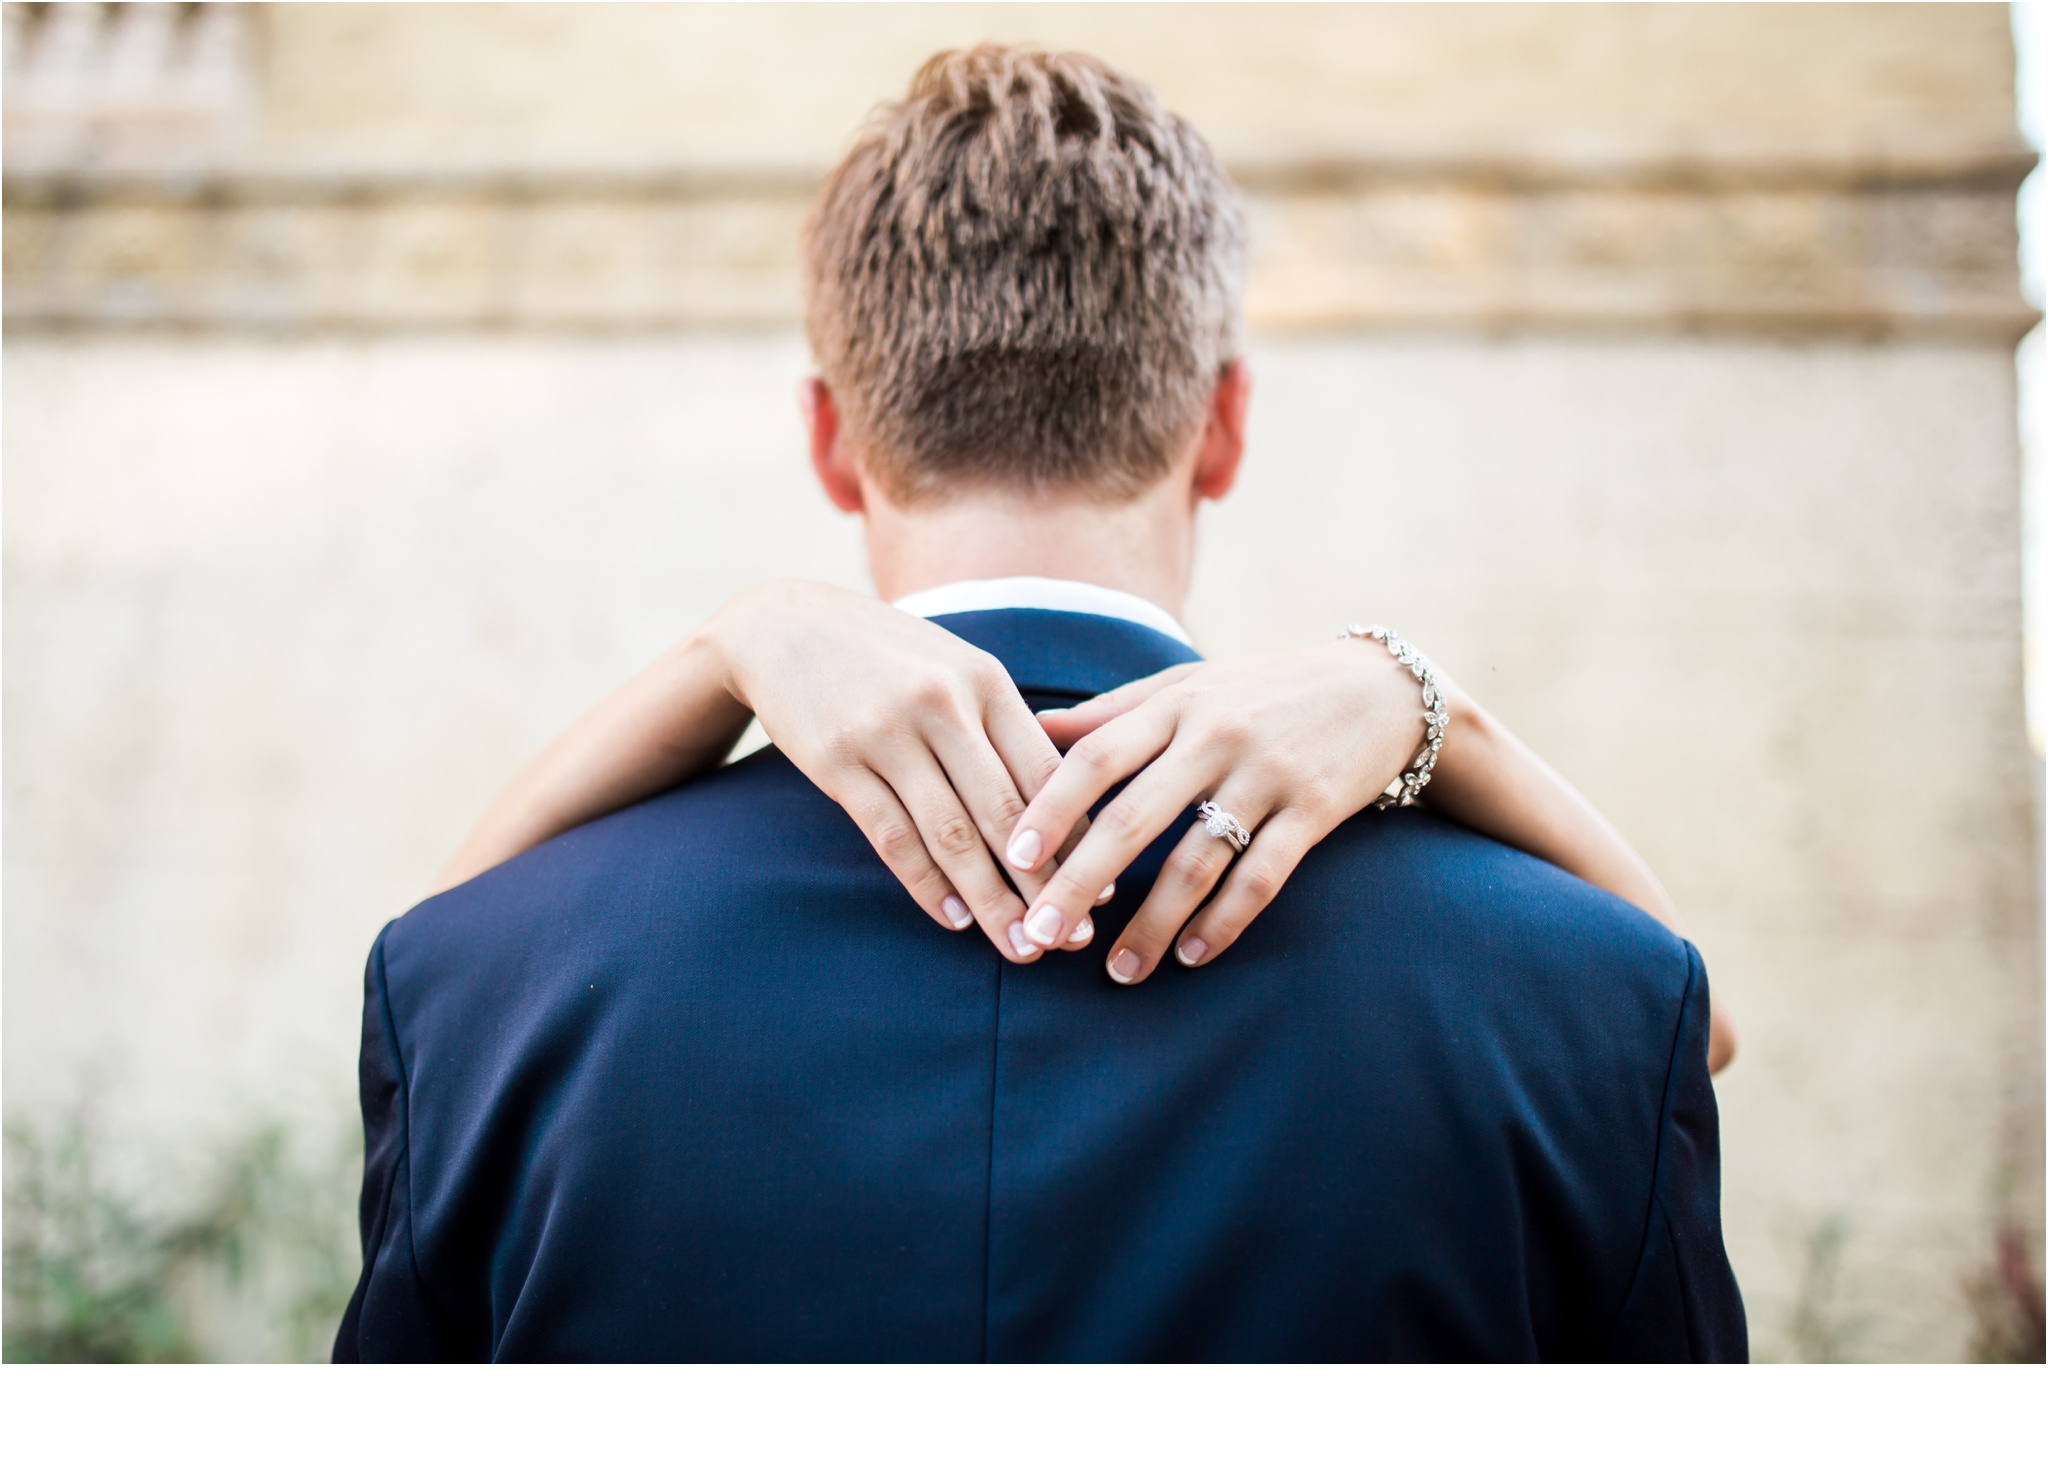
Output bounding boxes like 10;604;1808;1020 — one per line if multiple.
1111;908;1163;944
849;707;904;750
908;867;952;899
1068;736;1117;774
822;725;866;765
909;674;958;716
1163;847;1221;893
1052;870;1100;910
873;819;922;865
1251;745;1295;781
930;812;981;859
969;654;1011;696
1097;800;1148;840
1237;861;1282;904
1206;711;1254;752
986;790;1028;829
1294;774;1339;812
1196;919;1240;951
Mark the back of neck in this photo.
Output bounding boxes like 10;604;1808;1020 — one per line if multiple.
862;482;1197;616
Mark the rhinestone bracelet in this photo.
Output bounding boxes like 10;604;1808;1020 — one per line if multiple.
1339;624;1448;809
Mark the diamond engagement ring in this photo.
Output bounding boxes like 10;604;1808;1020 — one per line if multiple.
1194;800;1252;853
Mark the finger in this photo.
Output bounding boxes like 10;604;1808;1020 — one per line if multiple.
922;710;1037;871
1004;694;1184;876
956;818;1102;948
908;734;1065;922
925;674;1096;947
1005;863;1097;949
1102;786;1276;986
1048;837;1106;950
961;816;1091;945
833;766;978;934
977;675;1108;944
979;681;1068;801
917;696;1088;922
1054;812;1091;864
871;746;1039;960
1014;745;1242;952
1034;664;1199;750
1166;810;1320;970
999;847;1097;949
1048;855;1111;952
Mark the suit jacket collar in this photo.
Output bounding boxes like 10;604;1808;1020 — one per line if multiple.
930;609;1202;703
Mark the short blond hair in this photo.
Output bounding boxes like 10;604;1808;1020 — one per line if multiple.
802;45;1248;502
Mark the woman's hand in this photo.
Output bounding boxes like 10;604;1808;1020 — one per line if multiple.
999;631;1736;1074
1002;638;1437;983
436;580;1099;959
707;581;1098;958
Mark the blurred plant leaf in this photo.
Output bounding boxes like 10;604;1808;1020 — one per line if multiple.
3;1114;360;1363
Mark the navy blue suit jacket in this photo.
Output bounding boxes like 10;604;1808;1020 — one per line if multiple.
336;609;1745;1361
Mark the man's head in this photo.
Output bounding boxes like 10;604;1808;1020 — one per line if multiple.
800;46;1252;608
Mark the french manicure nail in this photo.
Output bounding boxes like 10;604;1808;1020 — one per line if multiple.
1097;882;1116;904
1109;949;1143;984
942;896;973;930
1024;905;1064;946
1176;937;1208;966
1007;921;1039;958
1071;916;1094;945
1006;828;1044;871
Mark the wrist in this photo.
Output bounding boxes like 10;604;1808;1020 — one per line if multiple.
700;579;804;710
1428;678;1494;787
1339;624;1447;808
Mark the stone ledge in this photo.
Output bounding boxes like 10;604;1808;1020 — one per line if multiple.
4;161;2033;338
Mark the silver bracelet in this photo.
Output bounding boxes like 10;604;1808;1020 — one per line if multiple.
1339;624;1448;809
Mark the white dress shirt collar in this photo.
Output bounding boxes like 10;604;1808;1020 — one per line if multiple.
892;576;1194;648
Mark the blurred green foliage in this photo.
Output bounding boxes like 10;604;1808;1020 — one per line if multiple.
1783;1212;1863;1363
3;1115;361;1362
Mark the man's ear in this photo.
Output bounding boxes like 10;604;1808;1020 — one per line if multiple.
1190;359;1252;505
799;377;866;515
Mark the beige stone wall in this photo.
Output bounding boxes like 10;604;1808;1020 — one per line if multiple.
6;4;2032;336
4;4;2038;1360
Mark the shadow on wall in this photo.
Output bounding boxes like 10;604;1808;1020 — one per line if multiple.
2;1113;360;1363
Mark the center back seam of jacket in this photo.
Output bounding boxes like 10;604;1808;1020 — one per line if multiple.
980;946;1006;1363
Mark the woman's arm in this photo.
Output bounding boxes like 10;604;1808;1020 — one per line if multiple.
429;632;753;896
1424;695;1736;1071
1011;642;1737;1072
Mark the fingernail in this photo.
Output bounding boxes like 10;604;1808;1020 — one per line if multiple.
1109;949;1143;984
1071;916;1094;945
942;896;973;930
1007;921;1039;958
1097;882;1116;904
1176;938;1208;966
1024;905;1064;946
1006;828;1043;871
